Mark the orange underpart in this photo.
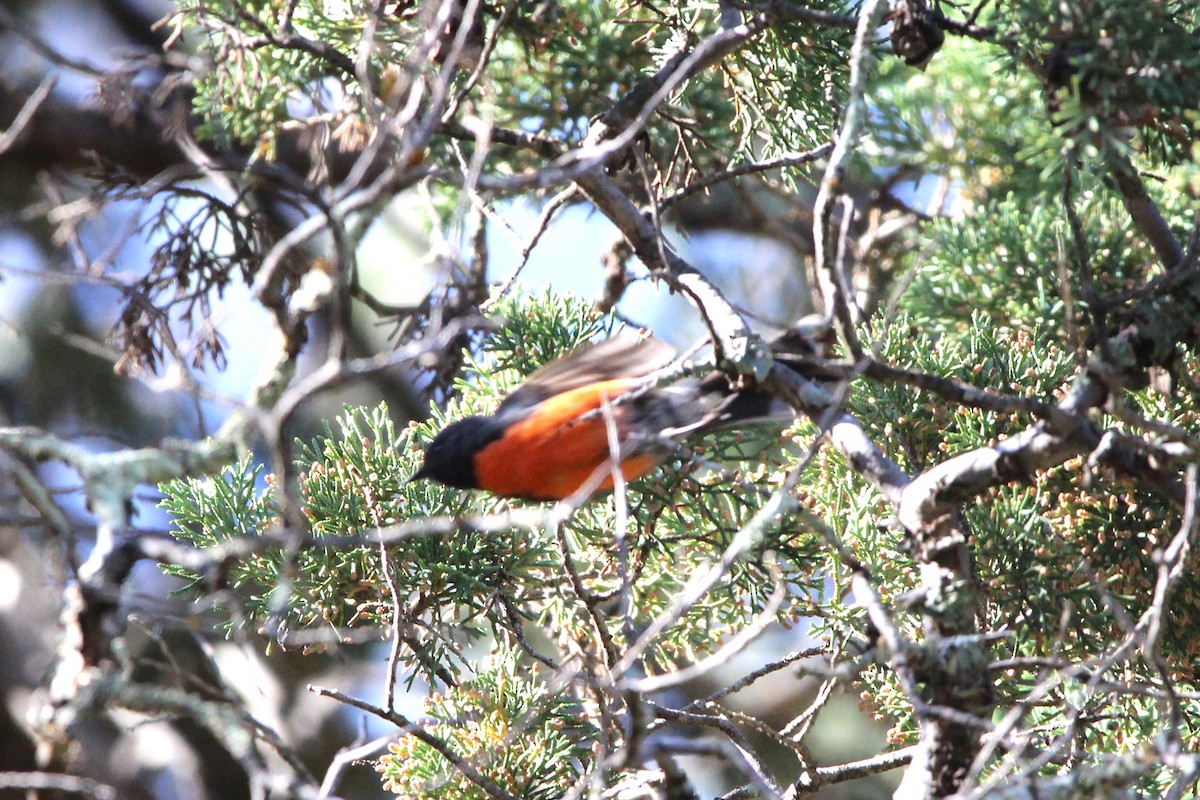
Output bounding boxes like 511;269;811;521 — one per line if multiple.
471;379;663;500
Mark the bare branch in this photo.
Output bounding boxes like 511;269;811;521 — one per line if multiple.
811;0;890;353
789;746;917;796
0;771;117;800
1105;146;1185;270
658;143;835;214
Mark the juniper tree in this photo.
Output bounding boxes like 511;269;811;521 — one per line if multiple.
0;1;1198;799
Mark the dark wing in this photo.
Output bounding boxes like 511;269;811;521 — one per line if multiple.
497;334;677;415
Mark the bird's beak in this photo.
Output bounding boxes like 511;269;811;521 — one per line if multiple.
406;464;429;485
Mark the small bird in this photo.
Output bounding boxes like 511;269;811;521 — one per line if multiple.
410;335;789;501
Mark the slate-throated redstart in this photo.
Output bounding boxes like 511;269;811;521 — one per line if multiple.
410;335;790;501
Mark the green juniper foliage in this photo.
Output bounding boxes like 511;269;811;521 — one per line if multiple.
177;0;415;155
376;645;595;800
159;456;278;599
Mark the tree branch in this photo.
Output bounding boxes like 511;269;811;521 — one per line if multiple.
1106;146;1185;270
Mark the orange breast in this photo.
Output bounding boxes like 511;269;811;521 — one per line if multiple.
472;379;664;500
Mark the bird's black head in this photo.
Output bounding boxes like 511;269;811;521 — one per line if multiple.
410;415;505;490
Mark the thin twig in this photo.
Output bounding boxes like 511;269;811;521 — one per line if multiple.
624;558;788;694
484;186;579;309
659;144;834;214
700;646;826;704
788;746;917;796
0;6;109;74
0;771;117;800
810;0;890;356
0;74;56;155
308;684;521;800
